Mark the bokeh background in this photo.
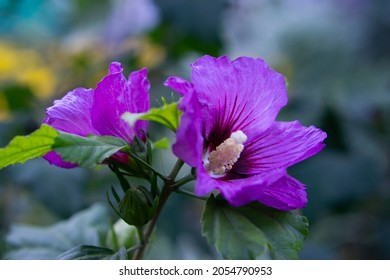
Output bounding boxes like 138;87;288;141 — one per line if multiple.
0;0;389;259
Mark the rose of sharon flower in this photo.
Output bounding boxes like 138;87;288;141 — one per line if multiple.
165;55;326;210
43;62;150;168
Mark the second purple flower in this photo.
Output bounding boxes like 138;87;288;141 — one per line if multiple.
43;62;150;168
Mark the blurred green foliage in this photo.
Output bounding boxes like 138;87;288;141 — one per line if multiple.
0;0;389;259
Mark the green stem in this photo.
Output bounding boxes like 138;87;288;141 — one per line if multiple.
168;159;185;183
136;226;145;244
174;188;208;201
170;174;195;189
132;159;184;260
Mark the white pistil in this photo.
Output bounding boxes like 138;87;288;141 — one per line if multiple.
205;130;247;176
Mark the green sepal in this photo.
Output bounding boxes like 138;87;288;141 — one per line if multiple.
130;136;147;159
106;191;126;222
110;186;121;204
146;139;153;164
148;196;160;220
109;164;131;193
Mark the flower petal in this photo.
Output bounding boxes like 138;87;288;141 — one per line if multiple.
44;87;97;136
128;68;150;141
43;87;96;168
196;167;306;210
92;62;149;143
164;76;203;167
42;151;78;169
191;55;288;144
164;76;194;96
195;165;227;196
235;121;327;174
254;175;307;210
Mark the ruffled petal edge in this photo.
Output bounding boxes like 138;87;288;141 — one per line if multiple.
165;76;203;167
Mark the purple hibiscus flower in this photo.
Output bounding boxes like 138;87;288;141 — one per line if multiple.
165;55;326;210
43;62;150;168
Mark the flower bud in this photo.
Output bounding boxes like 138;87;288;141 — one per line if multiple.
118;186;153;226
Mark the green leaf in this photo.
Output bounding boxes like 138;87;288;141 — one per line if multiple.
122;98;182;132
109;247;130;260
0;124;129;170
202;195;268;259
0;124;58;169
4;204;111;259
201;195;309;260
153;137;169;150
58;245;128;260
53;132;128;168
